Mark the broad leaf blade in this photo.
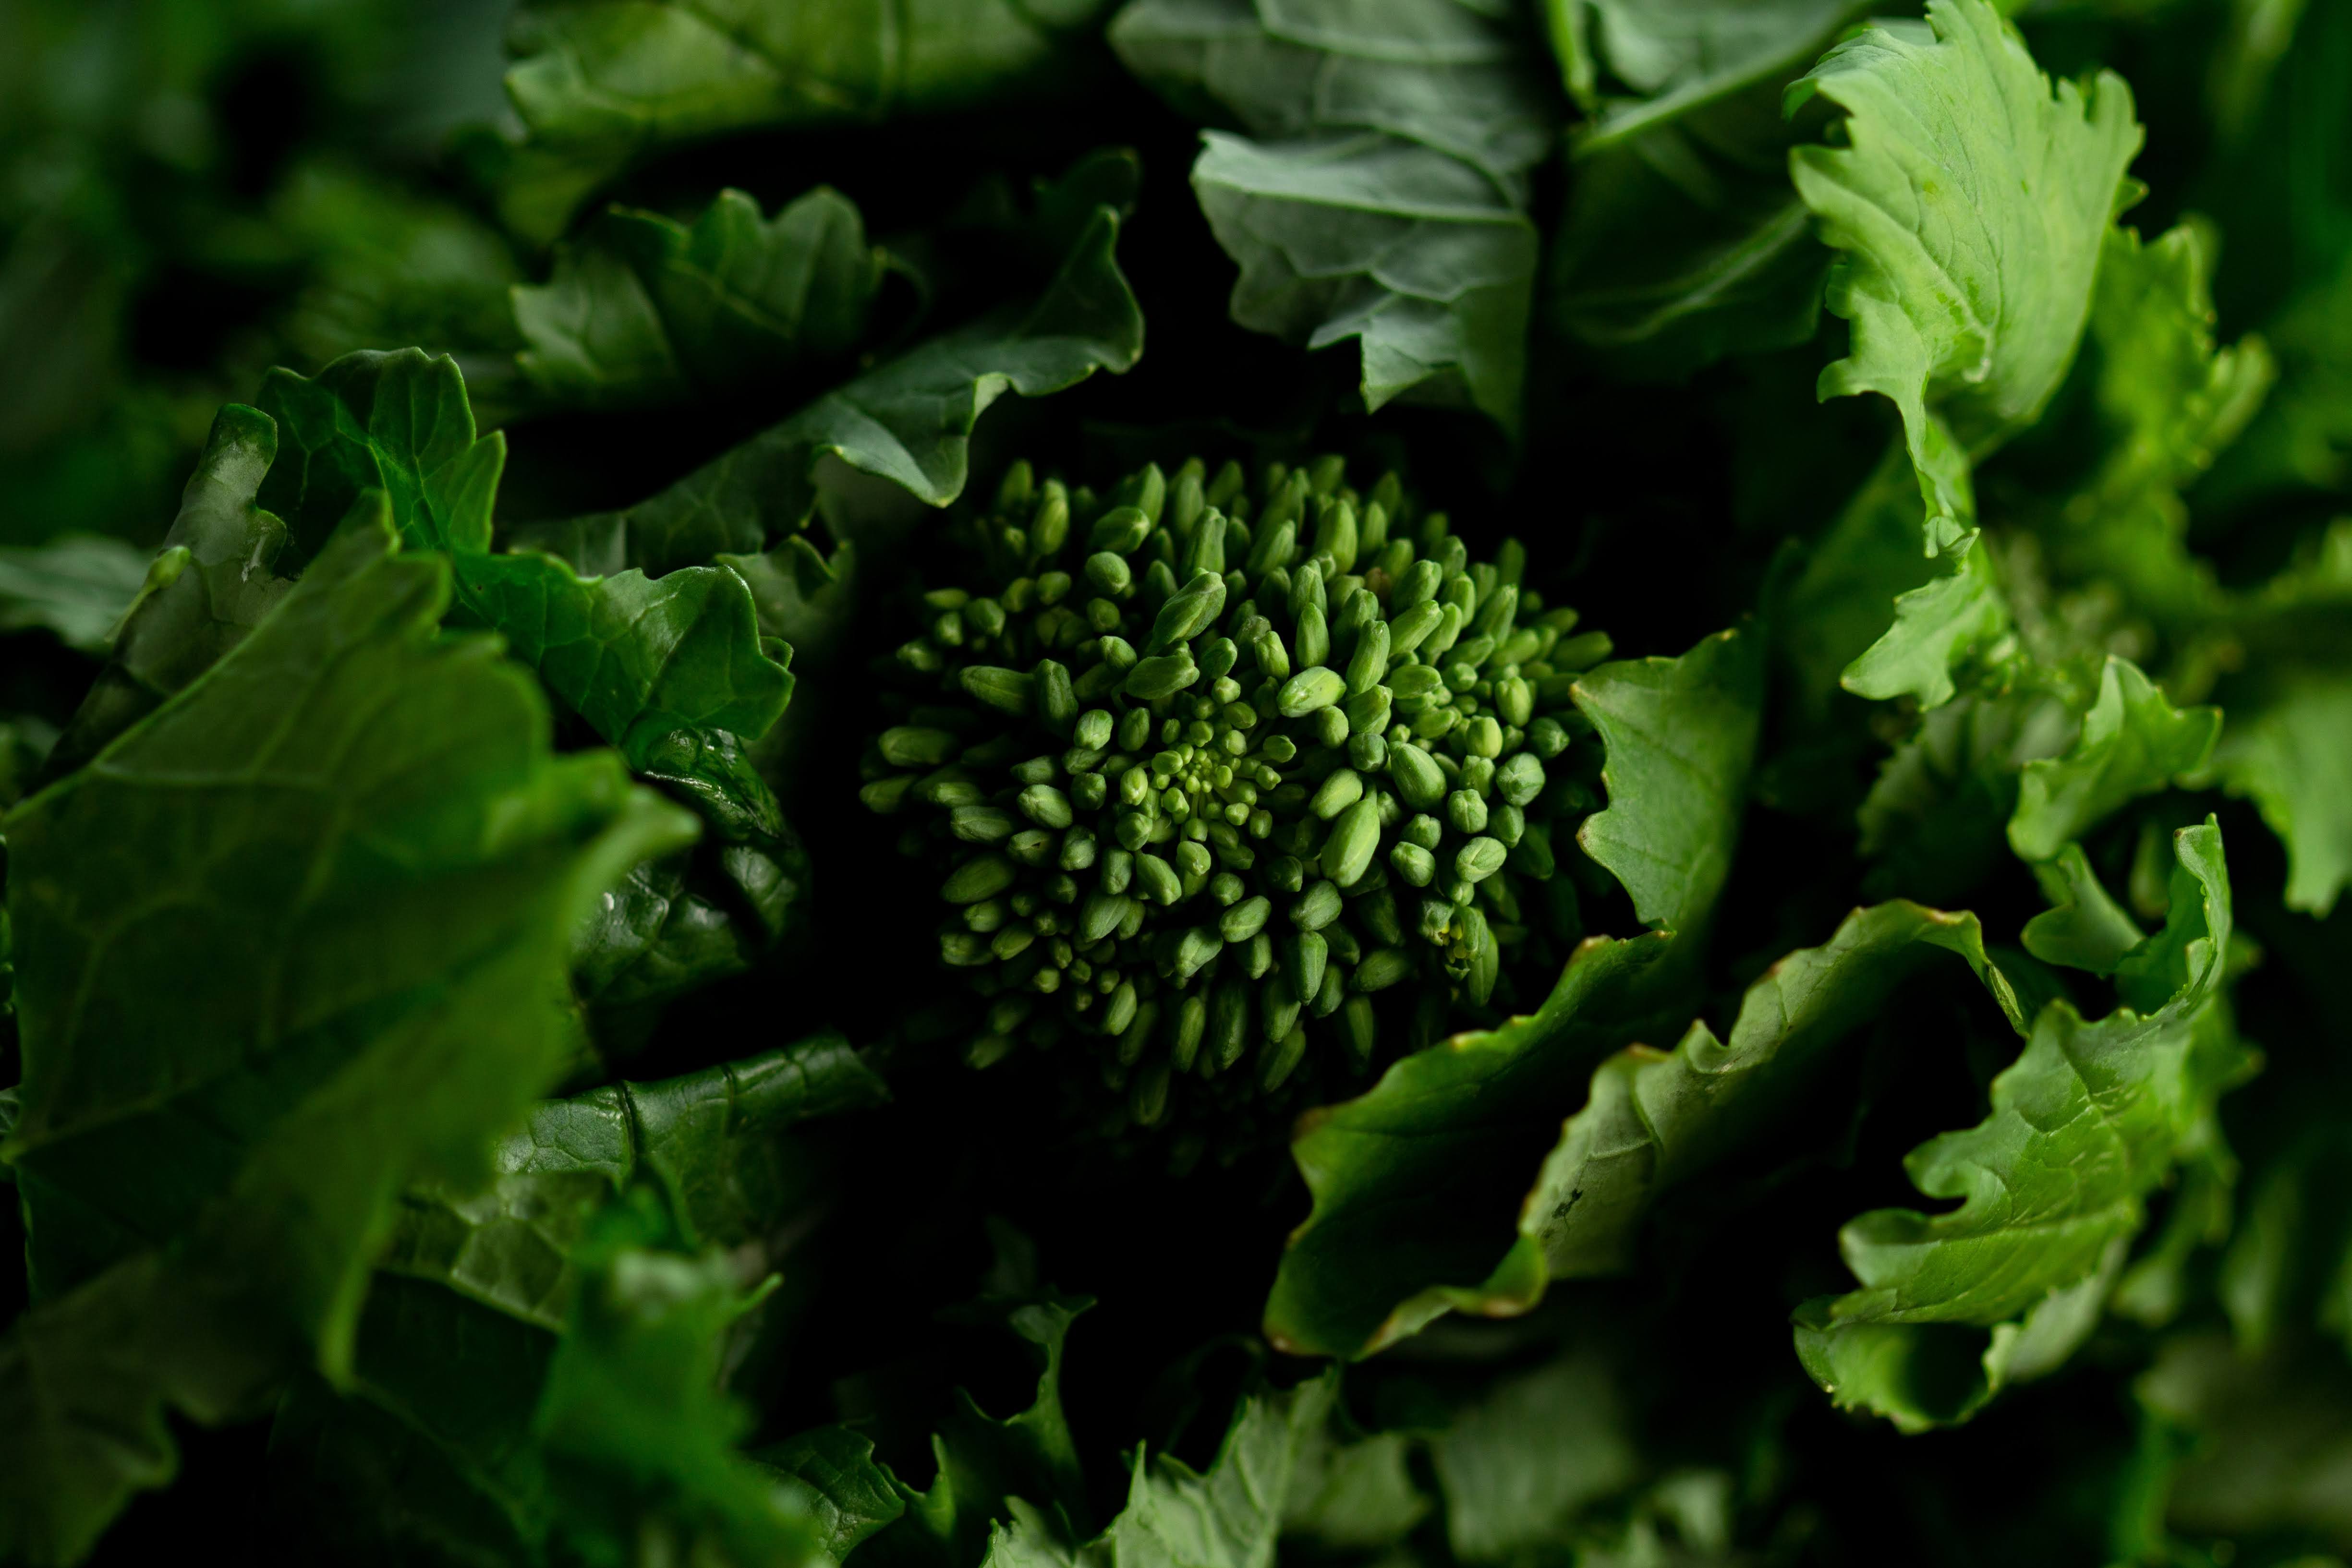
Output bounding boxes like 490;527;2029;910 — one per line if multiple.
1795;818;2252;1429
1787;0;2143;553
0;514;693;1562
1523;901;2021;1281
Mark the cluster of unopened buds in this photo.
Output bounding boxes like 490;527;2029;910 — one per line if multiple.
862;456;1612;1135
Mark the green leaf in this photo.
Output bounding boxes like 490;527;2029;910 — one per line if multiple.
1795;818;2249;1430
1839;538;2010;709
2136;1330;2352;1548
1855;680;2079;905
389;1030;888;1322
1520;902;2022;1283
1112;0;1552;186
1192;132;1538;434
1102;1372;1339;1568
530;208;1142;580
2007;655;2219;862
273;1034;883;1562
0;535;150;654
752;1428;909;1562
2036;223;2273;627
536;1185;826;1568
2214;669;2352;916
1548;81;1828;381
513;187;886;412
254;349;794;764
1427;1351;1640;1563
40;405;295;779
0;513;693;1562
1262;931;1681;1359
1571;625;1764;934
1281;1428;1428;1551
1263;626;1762;1357
1112;0;1553;430
1787;0;2143;554
476;0;1117;241
2022;844;2145;976
1549;0;1867;148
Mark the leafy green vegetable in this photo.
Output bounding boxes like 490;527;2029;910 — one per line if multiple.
1787;0;2143;553
0;513;693;1561
7;0;2352;1557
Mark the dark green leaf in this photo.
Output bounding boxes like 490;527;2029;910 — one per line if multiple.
1427;1351;1638;1563
40;405;295;779
255;350;794;765
477;0;1118;241
0;514;692;1562
752;1428;909;1562
528;209;1142;580
1522;901;2022;1282
514;187;886;412
536;1186;827;1568
0;536;150;654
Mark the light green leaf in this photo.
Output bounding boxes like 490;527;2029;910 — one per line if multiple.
536;1186;827;1568
476;0;1116;241
1795;818;2250;1430
534;208;1142;580
513;186;886;412
1787;0;2143;554
2008;655;2219;861
0;535;149;654
2022;844;2145;976
1193;131;1538;431
254;349;794;765
0;514;693;1563
1521;901;2022;1283
2214;670;2352;916
1840;539;2009;708
2037;223;2273;627
1572;625;1764;934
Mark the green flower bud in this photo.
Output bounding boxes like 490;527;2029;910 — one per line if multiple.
875;454;1608;1144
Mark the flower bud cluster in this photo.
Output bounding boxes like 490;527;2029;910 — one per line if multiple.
861;456;1612;1142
